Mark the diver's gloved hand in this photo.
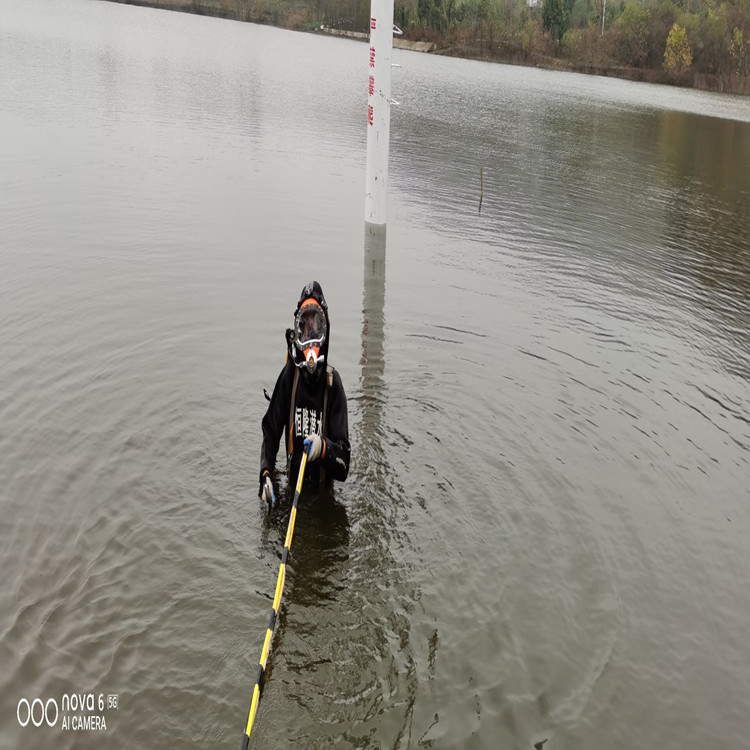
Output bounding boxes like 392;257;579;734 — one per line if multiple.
303;434;324;461
259;472;275;506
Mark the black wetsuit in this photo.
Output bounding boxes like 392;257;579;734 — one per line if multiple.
259;359;350;485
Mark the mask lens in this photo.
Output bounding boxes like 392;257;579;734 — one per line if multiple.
295;304;326;348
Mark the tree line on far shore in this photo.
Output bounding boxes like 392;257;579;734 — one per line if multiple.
151;0;750;92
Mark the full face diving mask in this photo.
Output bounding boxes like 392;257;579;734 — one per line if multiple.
294;299;327;373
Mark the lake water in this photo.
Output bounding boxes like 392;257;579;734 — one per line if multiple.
1;1;749;748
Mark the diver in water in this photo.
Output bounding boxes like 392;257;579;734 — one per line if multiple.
259;281;350;506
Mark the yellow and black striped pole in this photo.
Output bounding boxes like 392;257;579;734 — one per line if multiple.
240;450;309;750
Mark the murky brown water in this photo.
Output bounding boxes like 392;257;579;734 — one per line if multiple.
1;1;749;748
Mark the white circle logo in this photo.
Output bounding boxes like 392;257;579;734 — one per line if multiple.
16;698;58;728
16;698;30;727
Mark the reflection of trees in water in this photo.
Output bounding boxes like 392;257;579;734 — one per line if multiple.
657;110;750;203
254;227;421;745
657;110;750;375
394;93;750;374
531;107;750;327
532;105;750;374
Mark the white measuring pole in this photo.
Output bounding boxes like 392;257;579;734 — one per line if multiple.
364;0;395;227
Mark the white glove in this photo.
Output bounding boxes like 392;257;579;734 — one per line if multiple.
303;434;324;461
260;473;275;507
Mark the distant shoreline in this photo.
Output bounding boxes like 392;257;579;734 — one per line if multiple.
103;0;749;96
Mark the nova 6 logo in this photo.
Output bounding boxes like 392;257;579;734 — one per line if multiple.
17;694;114;731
